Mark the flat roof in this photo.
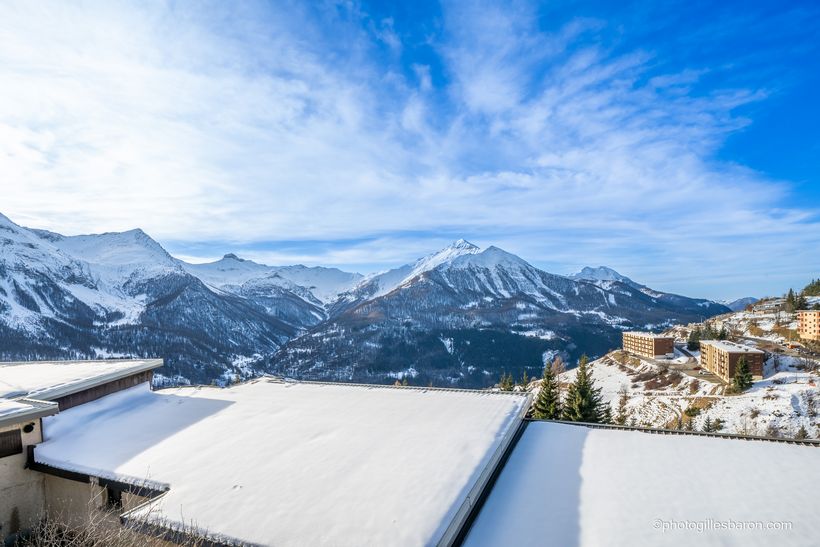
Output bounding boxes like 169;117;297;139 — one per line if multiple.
0;359;163;401
0;398;58;429
700;340;765;354
623;331;673;339
464;422;818;547
34;379;528;546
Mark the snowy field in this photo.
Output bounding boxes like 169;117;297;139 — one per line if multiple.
35;380;527;546
465;422;819;547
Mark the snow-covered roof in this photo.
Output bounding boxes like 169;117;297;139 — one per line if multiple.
623;331;674;339
465;422;819;547
34;379;528;546
0;359;163;400
0;398;58;429
700;340;764;354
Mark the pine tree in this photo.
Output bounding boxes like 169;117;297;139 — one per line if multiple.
718;326;728;340
499;372;514;391
733;356;753;392
785;288;796;312
520;369;529;389
531;363;562;420
702;416;713;432
601;405;613;425
561;355;606;423
687;327;701;351
795;425;809;440
614;386;629;425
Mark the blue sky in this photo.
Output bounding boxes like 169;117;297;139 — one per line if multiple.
1;0;819;300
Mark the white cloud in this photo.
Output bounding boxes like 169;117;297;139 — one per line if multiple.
0;0;817;299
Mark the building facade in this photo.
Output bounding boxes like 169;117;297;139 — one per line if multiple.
699;341;764;383
797;310;820;341
622;332;675;359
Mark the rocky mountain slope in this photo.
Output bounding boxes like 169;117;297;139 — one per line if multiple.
0;213;730;387
272;245;730;387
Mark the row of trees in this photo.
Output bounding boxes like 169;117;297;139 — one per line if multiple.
531;355;610;423
686;323;728;350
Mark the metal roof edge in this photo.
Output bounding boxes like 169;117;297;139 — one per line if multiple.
439;391;533;547
30;359;164;402
0;398;59;429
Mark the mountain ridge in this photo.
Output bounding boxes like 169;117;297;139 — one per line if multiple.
0;213;730;386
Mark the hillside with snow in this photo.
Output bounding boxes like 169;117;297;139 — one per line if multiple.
558;348;819;439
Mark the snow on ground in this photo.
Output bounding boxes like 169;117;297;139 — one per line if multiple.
558;351;819;437
0;359;161;399
35;380;527;546
464;422;819;547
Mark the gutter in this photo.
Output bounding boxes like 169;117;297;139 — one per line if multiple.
24;359;164;401
0;398;58;429
438;391;533;547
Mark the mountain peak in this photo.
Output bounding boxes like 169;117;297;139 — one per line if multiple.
571;265;629;282
447;239;479;251
222;253;243;261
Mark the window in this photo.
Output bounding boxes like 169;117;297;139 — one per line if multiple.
106;485;123;509
0;429;23;458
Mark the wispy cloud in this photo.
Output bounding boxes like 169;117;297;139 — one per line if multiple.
1;0;818;299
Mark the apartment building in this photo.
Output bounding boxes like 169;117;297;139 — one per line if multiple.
699;340;764;383
622;332;675;359
797;310;820;341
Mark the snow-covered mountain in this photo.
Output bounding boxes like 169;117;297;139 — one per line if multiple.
184;255;362;305
0;215;313;383
570;265;727;318
274;243;730;387
721;297;759;312
1;212;729;387
569;265;642;289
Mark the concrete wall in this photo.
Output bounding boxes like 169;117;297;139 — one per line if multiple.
43;475;176;545
0;420;45;539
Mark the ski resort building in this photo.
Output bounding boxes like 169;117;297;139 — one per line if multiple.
2;359;818;547
797;310;820;341
699;340;765;383
622;331;675;359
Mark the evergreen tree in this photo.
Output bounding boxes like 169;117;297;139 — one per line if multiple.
614;386;630;425
601;405;613;425
803;278;820;297
717;326;728;340
562;355;606;423
687;327;701;351
531;363;562;420
795;425;809;440
702;416;713;432
733;356;753;392
785;288;796;312
499;372;514;391
519;369;529;389
713;418;724;431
